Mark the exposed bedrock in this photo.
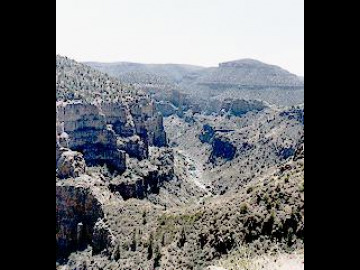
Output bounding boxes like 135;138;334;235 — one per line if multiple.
156;101;178;117
225;99;267;117
199;124;215;144
56;184;106;259
110;148;175;200
109;171;161;200
152;87;267;117
56;148;86;179
199;124;238;162
294;136;305;161
56;100;167;177
210;135;237;161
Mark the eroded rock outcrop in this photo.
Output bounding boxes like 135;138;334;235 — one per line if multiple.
110;148;175;200
224;99;267;117
56;102;127;174
210;135;237;161
55;99;167;175
56;56;167;179
199;124;238;162
56;56;171;262
56;182;105;259
200;124;215;144
56;149;86;179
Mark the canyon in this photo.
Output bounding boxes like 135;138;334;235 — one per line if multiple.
56;56;304;270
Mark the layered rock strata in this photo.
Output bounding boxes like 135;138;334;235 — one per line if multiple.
56;56;170;260
56;99;167;177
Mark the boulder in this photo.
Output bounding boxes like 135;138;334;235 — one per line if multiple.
56;149;85;179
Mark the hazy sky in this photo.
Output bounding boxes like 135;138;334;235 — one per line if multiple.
56;0;304;75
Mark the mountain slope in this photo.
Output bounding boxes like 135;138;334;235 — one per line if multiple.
183;59;303;88
57;55;141;102
179;59;304;107
63;154;304;270
86;61;204;84
56;56;170;260
88;59;304;107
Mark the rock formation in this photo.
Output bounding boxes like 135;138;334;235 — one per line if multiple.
56;56;171;260
56;56;167;178
56;181;105;258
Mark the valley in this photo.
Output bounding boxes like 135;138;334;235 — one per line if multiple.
56;56;304;270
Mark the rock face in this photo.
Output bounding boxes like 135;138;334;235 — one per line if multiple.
56;56;167;178
211;135;237;161
109;148;175;200
92;219;114;254
226;99;267;117
153;89;268;117
200;124;215;144
56;100;167;175
200;125;237;162
156;101;178;117
294;136;305;161
56;56;170;260
56;102;125;174
56;149;86;179
56;184;104;259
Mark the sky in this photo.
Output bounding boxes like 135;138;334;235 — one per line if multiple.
56;0;304;75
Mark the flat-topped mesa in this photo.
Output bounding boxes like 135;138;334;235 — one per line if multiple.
219;59;267;68
196;59;304;88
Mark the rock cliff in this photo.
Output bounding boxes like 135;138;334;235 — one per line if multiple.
56;181;105;258
56;56;167;178
56;56;170;260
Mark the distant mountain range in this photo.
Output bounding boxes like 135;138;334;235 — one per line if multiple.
86;59;303;87
186;59;303;88
87;59;304;107
86;61;204;84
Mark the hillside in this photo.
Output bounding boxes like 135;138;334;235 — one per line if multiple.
86;61;204;85
183;59;303;88
62;152;304;270
165;106;304;195
179;59;304;107
56;56;206;262
88;59;304;110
